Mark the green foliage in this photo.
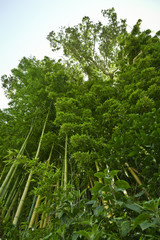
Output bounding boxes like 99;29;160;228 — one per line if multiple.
1;8;160;240
47;7;127;79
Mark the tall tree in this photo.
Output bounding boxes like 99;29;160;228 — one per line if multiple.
47;8;127;79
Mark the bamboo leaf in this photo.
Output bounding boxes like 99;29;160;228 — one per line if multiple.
42;232;53;239
76;230;90;240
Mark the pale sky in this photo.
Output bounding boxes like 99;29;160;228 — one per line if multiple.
0;0;160;109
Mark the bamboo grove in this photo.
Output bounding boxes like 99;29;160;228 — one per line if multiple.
0;8;160;239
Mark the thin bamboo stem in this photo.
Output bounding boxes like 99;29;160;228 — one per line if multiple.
4;175;19;209
42;213;49;228
1;166;17;200
95;162;112;216
28;195;41;228
34;212;39;226
125;163;151;199
39;210;45;228
13;170;33;225
28;144;54;229
22;194;37;239
13;110;50;226
95;161;103;184
42;199;51;228
0;124;33;197
0;165;6;182
4;191;19;220
64;135;68;191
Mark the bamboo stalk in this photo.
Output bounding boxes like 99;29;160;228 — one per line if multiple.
0;165;16;197
4;175;19;209
95;161;103;184
64;135;68;191
13;170;33;225
4;191;19;220
28;144;54;229
42;213;49;228
0;124;33;197
95;162;112;216
28;195;41;228
4;175;25;220
39;198;48;228
42;198;52;228
13;110;50;226
39;208;45;228
125;163;151;199
0;165;6;182
22;194;37;239
34;211;39;226
1;166;17;200
89;177;94;188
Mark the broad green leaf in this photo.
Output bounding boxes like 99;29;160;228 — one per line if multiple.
94;172;105;178
115;180;130;190
91;182;103;194
143;199;156;212
133;213;151;229
140;221;156;231
110;170;119;177
125;203;142;213
121;220;132;237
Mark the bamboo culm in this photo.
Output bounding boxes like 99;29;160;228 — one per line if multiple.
13;110;50;226
0;124;33;197
64;135;68;191
28;143;54;229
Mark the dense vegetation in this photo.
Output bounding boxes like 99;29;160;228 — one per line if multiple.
0;8;160;239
